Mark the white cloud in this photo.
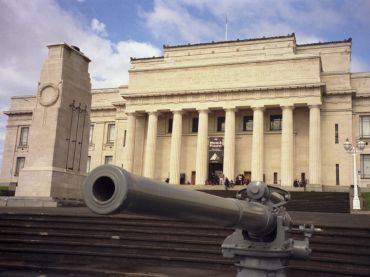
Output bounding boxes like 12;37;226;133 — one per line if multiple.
139;0;219;44
141;0;343;45
0;0;161;168
91;18;108;37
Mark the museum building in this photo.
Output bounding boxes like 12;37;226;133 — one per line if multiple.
1;33;370;192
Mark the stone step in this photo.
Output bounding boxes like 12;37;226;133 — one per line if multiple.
0;210;368;276
200;190;350;213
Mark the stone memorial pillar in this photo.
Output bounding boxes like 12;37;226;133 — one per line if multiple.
15;44;91;201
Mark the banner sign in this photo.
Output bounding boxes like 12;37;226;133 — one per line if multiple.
208;137;224;164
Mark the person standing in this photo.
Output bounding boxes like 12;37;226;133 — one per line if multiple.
224;177;230;190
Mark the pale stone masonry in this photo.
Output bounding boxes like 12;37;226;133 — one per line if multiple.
1;34;370;196
14;44;91;198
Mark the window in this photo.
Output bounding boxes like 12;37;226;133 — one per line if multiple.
270;115;282;131
89;125;94;144
15;157;25;176
105;156;113;165
273;172;277;184
192;117;199;133
336;164;340;185
87;156;91;172
360;116;370;138
19;127;29;146
335;124;339;144
217;117;225;132
243;116;253;131
361;154;370;179
107;124;115;144
123;130;127;147
168;118;173;134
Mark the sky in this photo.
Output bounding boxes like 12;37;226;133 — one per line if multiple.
0;0;370;168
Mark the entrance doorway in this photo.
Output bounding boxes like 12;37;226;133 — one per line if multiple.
191;171;196;185
244;171;251;183
209;163;223;185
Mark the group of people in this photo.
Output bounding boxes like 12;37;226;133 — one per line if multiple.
206;173;250;190
293;179;307;188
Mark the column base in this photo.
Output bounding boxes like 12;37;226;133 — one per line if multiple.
352;198;361;210
15;167;86;198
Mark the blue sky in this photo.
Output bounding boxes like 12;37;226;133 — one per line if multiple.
0;0;370;168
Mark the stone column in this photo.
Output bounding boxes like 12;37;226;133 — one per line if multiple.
123;112;136;172
143;112;158;178
223;108;236;180
169;110;183;184
251;107;264;182
195;109;209;185
309;105;321;186
280;106;294;186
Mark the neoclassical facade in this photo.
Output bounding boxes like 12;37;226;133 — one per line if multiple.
2;34;370;191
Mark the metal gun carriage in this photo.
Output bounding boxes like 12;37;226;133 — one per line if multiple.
83;165;318;277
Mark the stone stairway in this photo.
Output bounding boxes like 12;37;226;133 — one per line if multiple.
201;190;350;213
0;210;368;277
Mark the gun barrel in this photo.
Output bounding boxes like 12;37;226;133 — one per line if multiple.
83;165;276;236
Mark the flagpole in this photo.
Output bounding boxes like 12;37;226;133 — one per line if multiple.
225;15;228;41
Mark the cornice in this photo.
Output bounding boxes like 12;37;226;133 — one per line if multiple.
351;72;370;79
297;38;352;48
121;82;324;99
324;89;355;95
131;56;164;62
321;71;350;76
163;33;296;50
355;93;370;98
129;54;320;73
91;106;116;111
10;95;36;100
112;101;126;107
3;110;33;116
91;88;119;94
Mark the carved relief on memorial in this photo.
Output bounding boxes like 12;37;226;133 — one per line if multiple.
38;83;60;107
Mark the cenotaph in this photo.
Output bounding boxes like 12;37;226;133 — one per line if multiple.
14;44;91;205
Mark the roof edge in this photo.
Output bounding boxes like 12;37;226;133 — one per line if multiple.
297;38;352;47
163;33;296;50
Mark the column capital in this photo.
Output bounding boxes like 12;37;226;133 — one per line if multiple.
147;111;159;116
171;109;184;115
196;108;210;113
251;106;265;111
224;107;236;112
280;105;295;111
308;104;321;110
125;111;137;116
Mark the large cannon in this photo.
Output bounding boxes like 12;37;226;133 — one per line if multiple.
83;165;318;277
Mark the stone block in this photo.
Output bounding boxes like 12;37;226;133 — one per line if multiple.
305;184;323;192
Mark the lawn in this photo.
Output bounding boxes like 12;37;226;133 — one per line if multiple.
363;192;370;210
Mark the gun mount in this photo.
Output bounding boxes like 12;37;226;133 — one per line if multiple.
83;165;318;277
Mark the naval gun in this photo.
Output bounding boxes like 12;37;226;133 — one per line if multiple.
83;165;318;277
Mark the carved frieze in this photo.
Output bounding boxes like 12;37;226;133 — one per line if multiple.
123;84;322;112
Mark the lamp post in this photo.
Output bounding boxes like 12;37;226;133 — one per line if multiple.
343;138;366;210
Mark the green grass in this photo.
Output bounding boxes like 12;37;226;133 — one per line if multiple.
363;192;370;210
0;186;9;191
